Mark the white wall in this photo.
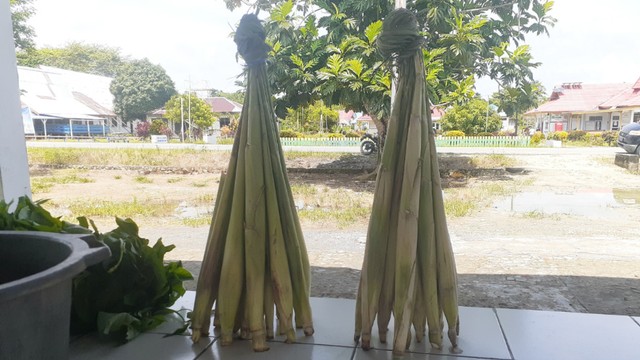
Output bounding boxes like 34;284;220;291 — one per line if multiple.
0;1;31;203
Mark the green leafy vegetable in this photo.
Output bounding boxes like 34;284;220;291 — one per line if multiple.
0;196;193;342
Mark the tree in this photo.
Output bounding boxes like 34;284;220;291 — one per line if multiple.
209;89;245;104
163;93;216;139
440;98;502;135
229;0;555;146
110;59;177;123
16;42;129;77
10;0;36;50
282;101;339;133
491;81;546;135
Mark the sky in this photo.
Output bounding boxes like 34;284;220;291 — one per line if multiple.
29;0;640;97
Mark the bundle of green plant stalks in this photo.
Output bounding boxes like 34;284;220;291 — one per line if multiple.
354;9;459;356
190;14;314;352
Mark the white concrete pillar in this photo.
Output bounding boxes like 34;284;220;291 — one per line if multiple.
0;1;31;203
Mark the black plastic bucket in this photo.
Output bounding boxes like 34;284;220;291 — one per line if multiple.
0;231;111;360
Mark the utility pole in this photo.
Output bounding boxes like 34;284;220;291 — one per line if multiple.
180;96;185;142
188;76;192;141
486;95;490;132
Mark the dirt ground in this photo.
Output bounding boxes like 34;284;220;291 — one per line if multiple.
30;148;640;316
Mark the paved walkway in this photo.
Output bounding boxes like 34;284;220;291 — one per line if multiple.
70;291;640;360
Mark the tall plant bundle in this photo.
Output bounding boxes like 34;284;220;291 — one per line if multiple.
190;14;314;352
355;9;459;356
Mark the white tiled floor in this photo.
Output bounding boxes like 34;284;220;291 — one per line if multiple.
497;308;640;360
69;292;640;360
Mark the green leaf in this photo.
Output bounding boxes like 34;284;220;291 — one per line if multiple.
97;312;142;340
290;54;304;68
364;20;383;45
115;217;139;236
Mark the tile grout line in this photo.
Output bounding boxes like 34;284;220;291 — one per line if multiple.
193;336;217;360
349;344;358;360
492;308;515;360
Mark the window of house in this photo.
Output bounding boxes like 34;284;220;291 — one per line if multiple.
612;115;620;130
588;116;602;131
219;117;231;127
634;112;640;123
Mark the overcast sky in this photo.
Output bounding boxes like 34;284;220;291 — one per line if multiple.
30;0;640;97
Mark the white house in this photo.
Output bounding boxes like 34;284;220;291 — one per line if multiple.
526;79;640;133
18;66;118;137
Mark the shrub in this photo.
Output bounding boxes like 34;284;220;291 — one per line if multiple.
149;119;172;137
496;130;515;136
344;130;362;138
530;131;545;145
585;132;605;146
444;130;465;137
136;121;150;138
220;125;234;138
476;132;493;137
279;129;302;138
305;133;325;138
328;132;345;138
548;131;568;141
567;130;587;141
601;131;619;146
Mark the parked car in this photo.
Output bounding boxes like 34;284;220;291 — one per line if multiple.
617;122;640;154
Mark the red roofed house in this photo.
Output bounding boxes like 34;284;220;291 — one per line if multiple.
342;107;445;133
526;79;640;133
203;97;243;127
431;106;445;131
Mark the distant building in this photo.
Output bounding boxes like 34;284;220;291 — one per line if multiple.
203;97;242;127
526;79;640;133
18;66;118;137
339;107;446;133
431;106;445;131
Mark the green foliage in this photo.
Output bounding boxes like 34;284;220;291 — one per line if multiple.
9;0;35;50
262;0;556;140
279;128;302;138
443;130;466;137
0;197;192;341
344;130;362;138
567;130;587;141
281;101;339;133
209;89;245;104
491;81;547;134
327;132;345;138
73;217;192;340
530;131;545;145
110;59;177;122
601;131;619;146
149;119;173;137
476;132;493;137
440;98;502;135
163;94;216;138
16;42;129;77
547;131;568;141
584;132;604;146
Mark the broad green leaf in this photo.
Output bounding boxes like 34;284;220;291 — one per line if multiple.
364;20;383;45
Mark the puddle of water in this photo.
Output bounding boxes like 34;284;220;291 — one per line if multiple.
612;188;640;205
493;188;640;217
